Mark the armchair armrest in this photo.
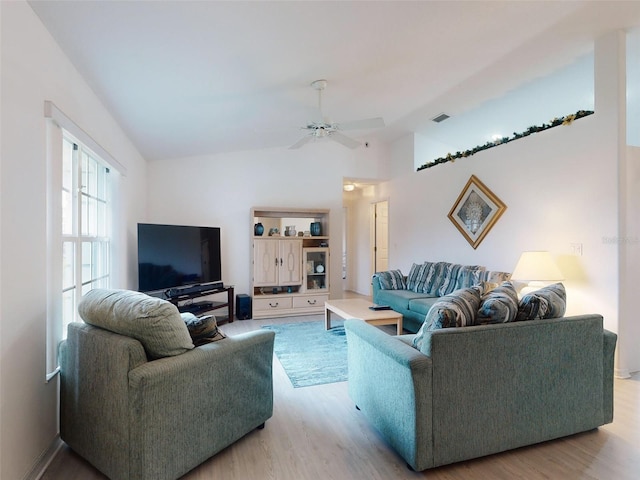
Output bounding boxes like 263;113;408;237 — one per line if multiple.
344;319;433;470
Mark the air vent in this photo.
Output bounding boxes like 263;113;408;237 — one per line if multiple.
431;113;450;123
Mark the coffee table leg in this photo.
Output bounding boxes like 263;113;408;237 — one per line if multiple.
397;317;403;335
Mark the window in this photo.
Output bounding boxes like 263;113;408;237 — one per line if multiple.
45;101;125;380
61;136;112;337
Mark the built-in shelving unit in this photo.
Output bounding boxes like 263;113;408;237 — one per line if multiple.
251;207;330;319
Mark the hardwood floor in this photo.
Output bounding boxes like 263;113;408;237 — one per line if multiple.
42;300;640;480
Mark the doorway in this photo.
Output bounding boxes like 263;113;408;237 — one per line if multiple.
371;200;389;276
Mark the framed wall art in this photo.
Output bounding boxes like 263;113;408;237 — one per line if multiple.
448;175;507;249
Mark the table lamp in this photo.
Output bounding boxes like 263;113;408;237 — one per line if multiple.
511;251;563;296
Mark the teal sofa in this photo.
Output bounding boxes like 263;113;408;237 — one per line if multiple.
372;264;511;333
59;289;275;480
345;314;616;471
372;275;437;332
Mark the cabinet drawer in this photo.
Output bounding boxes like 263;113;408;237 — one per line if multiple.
293;294;328;309
253;296;293;312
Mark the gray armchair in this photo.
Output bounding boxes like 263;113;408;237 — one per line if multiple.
59;289;275;480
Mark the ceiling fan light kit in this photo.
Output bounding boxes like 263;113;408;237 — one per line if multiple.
289;79;385;150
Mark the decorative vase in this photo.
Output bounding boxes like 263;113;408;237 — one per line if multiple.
254;223;264;236
310;222;322;236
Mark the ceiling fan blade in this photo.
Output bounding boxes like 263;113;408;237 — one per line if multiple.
330;131;361;149
289;135;314;149
338;117;385;131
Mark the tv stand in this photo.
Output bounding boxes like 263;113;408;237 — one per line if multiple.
166;285;235;325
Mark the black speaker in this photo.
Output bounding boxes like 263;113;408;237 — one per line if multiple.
235;294;252;320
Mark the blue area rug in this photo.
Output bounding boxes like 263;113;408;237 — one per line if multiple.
262;320;347;388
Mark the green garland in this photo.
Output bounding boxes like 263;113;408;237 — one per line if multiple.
417;109;594;171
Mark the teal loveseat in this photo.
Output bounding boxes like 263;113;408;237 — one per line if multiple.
345;314;616;471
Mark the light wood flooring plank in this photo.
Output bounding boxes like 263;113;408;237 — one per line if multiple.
42;311;640;480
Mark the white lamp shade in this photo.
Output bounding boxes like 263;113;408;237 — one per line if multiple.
511;251;563;282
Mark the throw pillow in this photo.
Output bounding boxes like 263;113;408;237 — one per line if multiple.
477;270;512;290
423;261;449;295
412;286;482;354
78;289;194;359
455;265;486;290
376;269;407;290
477;281;519;324
516;283;567;321
437;263;470;296
411;262;434;293
181;313;226;346
407;263;426;292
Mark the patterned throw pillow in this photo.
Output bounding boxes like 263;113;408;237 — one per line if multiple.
406;263;423;291
423;262;448;295
437;263;467;296
411;262;434;293
477;270;512;290
477;281;519;324
455;265;486;290
412;286;482;354
181;313;226;346
376;270;407;290
516;283;567;321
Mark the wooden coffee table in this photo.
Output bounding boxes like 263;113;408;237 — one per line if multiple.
325;298;403;335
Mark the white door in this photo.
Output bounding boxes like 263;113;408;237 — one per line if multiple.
373;200;389;274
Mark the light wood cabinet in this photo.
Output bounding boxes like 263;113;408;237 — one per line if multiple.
253;238;302;287
251;207;330;319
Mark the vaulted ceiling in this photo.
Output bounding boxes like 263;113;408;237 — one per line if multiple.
29;1;640;161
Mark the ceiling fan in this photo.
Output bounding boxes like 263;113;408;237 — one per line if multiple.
289;79;385;149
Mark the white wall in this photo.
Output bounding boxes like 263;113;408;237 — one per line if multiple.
0;2;148;478
146;141;389;300
348;31;638;376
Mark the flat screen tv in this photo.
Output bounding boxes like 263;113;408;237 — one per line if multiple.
137;223;222;293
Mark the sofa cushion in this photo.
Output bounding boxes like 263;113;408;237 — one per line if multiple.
376;270;407;290
376;289;433;311
477;281;519;324
516;283;567;321
407;296;440;316
181;313;226;345
412;286;482;354
78;288;194;359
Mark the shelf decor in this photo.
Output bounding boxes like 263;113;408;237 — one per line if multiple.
448;175;506;249
418;110;594;171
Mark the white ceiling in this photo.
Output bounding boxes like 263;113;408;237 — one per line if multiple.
28;1;640;161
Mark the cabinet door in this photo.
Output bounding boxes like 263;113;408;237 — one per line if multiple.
303;247;329;292
278;239;302;286
253;239;278;286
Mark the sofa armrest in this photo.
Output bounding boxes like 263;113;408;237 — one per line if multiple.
344;319;433;470
371;274;382;304
602;329;617;423
126;329;275;480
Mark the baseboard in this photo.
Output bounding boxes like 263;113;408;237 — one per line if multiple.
615;367;631;379
23;435;63;480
